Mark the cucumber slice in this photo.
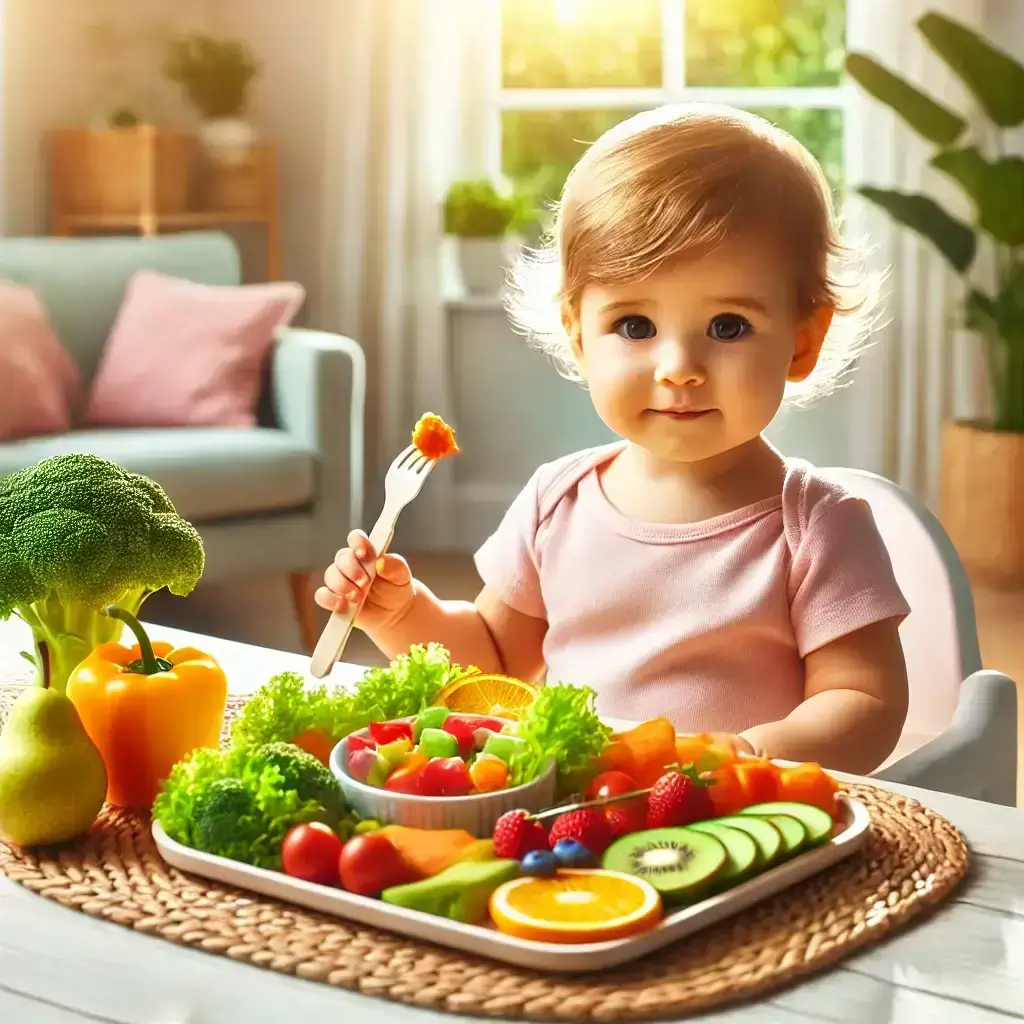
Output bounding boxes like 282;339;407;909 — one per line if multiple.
687;821;759;888
764;814;806;857
739;801;834;846
602;826;727;900
710;815;783;866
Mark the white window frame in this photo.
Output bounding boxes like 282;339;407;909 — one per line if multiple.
475;0;855;184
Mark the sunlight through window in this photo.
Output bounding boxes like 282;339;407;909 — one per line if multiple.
495;0;847;226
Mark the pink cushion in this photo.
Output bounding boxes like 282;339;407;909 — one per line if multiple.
84;269;305;428
0;280;81;440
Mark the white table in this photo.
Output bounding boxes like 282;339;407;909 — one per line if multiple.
1;619;1023;1024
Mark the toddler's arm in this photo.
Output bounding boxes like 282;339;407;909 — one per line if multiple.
740;617;909;774
365;581;548;682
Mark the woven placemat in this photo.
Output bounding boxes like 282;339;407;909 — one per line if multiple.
0;685;969;1022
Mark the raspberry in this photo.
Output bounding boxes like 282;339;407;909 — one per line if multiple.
492;809;548;859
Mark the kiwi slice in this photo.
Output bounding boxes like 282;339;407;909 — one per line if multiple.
687;821;759;889
763;814;806;857
710;815;783;866
602;827;727;900
739;802;835;846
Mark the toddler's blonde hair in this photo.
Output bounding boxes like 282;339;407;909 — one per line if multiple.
506;104;879;405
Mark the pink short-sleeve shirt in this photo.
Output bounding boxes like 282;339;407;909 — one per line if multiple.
474;443;910;733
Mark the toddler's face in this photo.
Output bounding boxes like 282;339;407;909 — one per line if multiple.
572;241;828;465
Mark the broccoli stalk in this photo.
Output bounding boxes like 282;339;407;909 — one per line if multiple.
0;454;205;693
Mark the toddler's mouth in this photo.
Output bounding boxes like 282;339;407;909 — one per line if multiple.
651;407;715;421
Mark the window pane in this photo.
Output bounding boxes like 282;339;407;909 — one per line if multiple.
746;107;844;195
502;0;662;89
502;108;642;213
502;107;845;228
686;0;846;87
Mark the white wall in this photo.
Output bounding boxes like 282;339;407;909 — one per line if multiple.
0;0;334;320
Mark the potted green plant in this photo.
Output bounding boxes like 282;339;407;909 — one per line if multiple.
163;33;260;165
846;12;1024;586
444;179;531;295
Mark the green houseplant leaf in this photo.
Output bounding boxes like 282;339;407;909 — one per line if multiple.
443;180;528;238
844;53;965;145
858;187;977;273
917;12;1024;127
932;149;1024;246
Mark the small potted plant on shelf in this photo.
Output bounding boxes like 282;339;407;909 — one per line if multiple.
846;11;1024;586
444;179;532;296
163;32;261;165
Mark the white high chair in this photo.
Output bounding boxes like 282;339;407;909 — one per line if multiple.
822;467;1019;807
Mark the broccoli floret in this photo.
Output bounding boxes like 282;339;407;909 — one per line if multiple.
241;742;347;824
0;453;204;692
192;777;261;856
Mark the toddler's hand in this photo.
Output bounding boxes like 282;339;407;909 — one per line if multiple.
315;530;415;632
706;732;761;759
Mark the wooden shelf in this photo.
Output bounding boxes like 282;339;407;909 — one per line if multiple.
61;210;274;230
46;127;283;280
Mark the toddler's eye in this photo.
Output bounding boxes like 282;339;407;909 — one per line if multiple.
707;314;752;341
613;315;656;341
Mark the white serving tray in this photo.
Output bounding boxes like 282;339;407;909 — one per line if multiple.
152;794;870;973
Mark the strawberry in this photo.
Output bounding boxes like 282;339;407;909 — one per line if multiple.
646;765;714;829
604;802;647;838
548;808;615;855
493;809;549;860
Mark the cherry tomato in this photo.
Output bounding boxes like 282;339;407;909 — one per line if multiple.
338;832;417;897
281;822;344;886
586;770;640;801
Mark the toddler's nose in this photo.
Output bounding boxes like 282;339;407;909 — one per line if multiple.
653;337;708;387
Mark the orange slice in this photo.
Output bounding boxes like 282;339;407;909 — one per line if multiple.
432;673;539;720
488;869;662;943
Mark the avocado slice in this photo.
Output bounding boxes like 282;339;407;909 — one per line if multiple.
380;857;521;924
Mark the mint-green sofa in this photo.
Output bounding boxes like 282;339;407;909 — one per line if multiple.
0;231;365;646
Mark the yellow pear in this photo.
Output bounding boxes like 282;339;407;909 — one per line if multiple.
0;686;107;847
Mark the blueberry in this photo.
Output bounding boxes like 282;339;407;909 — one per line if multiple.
521;849;559;877
552;838;597;868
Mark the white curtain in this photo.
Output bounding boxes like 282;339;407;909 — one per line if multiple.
318;0;476;517
844;0;992;506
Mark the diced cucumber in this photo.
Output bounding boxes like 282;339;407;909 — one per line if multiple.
739;801;834;846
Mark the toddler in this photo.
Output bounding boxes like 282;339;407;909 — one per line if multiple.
316;104;910;776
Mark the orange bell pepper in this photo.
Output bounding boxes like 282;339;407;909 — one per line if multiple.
66;605;228;809
733;758;782;807
777;762;839;816
702;763;748;817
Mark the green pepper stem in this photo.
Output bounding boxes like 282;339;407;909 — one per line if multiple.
104;604;162;675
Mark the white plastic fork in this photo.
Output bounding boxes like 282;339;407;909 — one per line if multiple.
309;445;437;679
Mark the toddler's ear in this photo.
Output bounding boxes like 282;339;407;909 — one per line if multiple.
788;305;834;382
562;303;586;371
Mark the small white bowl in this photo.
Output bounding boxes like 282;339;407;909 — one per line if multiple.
329;716;557;837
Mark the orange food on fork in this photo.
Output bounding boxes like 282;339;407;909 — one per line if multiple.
412;412;460;460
